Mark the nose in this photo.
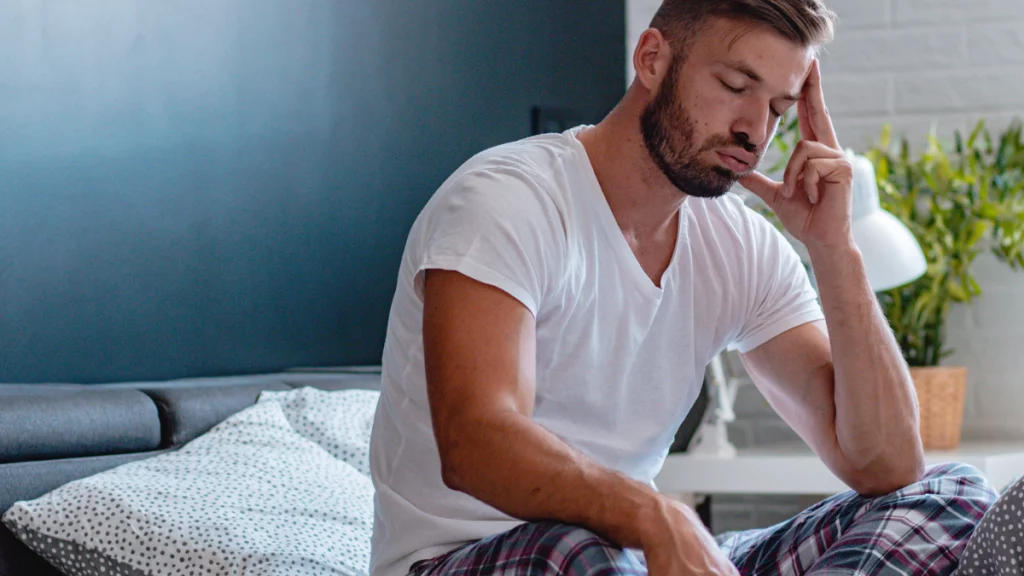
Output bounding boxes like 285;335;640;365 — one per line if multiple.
731;102;773;149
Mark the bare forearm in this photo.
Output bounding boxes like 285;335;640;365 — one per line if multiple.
440;410;662;548
808;241;924;490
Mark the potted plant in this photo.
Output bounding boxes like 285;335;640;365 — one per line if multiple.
763;117;1024;449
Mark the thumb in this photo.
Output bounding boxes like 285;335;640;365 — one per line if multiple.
738;171;782;205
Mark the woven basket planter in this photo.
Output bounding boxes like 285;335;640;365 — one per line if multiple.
910;366;967;450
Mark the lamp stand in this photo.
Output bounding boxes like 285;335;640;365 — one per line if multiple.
688;354;739;458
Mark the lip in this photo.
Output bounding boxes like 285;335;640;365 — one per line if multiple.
716;151;751;173
721;148;757;166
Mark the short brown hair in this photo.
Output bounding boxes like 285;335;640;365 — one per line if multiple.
650;0;836;56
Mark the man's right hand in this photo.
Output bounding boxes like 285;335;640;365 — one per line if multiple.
639;496;740;576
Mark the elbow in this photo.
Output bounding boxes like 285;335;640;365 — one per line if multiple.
439;449;468;493
436;422;477;494
848;456;926;497
435;409;520;495
837;425;926;496
850;473;919;498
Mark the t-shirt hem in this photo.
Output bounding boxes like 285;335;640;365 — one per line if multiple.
729;308;825;354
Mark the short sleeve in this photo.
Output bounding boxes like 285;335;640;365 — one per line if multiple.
412;166;566;317
729;210;824;354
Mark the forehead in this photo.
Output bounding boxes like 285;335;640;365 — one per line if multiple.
689;17;815;95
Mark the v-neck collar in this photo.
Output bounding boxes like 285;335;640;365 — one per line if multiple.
567;128;685;299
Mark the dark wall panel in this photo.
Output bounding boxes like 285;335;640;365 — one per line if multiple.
0;1;625;383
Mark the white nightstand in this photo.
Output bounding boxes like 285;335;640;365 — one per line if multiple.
655;441;1024;497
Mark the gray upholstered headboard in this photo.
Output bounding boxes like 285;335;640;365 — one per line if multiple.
0;369;383;576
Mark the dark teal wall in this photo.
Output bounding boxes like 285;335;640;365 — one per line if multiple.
0;1;625;383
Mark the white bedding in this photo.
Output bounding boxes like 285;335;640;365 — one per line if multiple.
3;388;380;576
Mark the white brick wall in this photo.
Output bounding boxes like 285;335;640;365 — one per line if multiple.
627;0;1024;532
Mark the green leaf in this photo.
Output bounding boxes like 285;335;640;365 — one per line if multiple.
968;275;983;296
967;119;985;149
966;220;990;248
879;124;892;150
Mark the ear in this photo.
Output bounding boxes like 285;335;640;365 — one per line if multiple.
632;28;674;93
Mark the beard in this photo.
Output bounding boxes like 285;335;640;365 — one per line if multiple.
640;62;758;199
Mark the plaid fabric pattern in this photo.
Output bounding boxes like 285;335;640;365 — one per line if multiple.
409;463;995;575
720;462;997;575
409;521;646;575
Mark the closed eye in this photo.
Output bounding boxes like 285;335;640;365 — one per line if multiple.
721;79;784;118
720;79;745;94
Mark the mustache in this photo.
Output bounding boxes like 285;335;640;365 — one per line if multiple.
701;134;759;157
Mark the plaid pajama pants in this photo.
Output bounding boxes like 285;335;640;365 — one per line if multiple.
408;463;997;575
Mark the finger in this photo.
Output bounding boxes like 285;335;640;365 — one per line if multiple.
783;140;843;197
802;60;841;149
797;93;816;142
738;171;783;205
804;162;822;204
803;157;850;205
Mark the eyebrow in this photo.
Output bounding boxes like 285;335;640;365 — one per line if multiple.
723;61;801;101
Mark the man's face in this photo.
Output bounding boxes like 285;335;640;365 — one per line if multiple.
641;18;815;198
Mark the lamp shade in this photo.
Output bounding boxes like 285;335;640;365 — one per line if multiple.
846;149;927;292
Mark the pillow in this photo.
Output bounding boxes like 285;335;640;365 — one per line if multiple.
2;400;374;576
954;475;1024;576
258;387;380;477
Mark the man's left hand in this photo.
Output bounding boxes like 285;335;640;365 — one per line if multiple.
740;59;854;251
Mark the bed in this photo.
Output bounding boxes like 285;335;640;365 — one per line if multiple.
0;369;382;576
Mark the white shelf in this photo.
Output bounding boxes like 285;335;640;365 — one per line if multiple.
655;441;1024;495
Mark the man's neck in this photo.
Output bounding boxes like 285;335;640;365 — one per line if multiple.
576;99;686;241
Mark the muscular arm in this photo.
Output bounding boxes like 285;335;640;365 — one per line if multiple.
740;245;924;496
422;269;710;555
740;60;925;497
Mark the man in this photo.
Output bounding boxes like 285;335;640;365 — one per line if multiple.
369;1;997;574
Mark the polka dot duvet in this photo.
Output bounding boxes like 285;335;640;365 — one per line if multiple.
955;475;1024;576
2;388;381;576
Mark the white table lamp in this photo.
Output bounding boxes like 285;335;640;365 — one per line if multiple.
689;150;928;457
846;149;928;292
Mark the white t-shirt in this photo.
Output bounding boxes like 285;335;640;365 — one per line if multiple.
368;127;823;576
